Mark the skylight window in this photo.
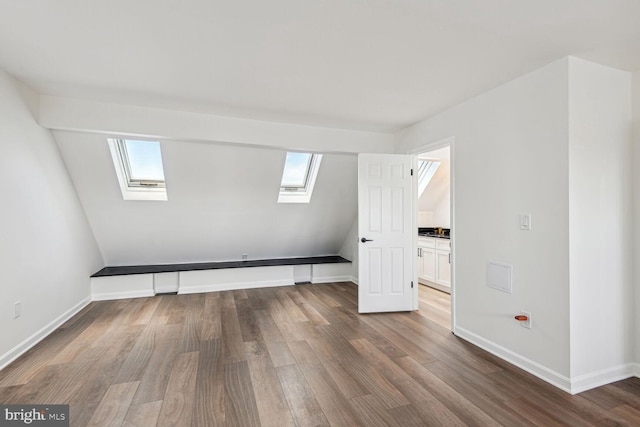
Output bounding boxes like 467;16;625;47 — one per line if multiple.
417;160;441;197
107;138;168;201
278;152;322;203
281;152;312;188
123;140;165;183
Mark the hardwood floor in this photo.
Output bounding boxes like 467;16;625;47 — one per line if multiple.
418;284;451;330
1;282;639;426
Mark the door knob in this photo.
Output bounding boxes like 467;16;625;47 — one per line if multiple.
360;237;373;243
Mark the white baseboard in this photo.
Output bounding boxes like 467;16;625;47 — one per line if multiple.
179;279;293;295
350;276;359;285
455;326;640;394
0;296;91;371
311;275;352;284
454;326;572;393
91;290;155;301
418;279;450;294
570;364;639;394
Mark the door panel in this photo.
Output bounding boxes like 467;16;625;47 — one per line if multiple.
358;154;414;313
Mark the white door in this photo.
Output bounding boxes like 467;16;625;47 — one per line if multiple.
358;154;414;313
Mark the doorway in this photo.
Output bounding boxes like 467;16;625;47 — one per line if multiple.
412;140;454;331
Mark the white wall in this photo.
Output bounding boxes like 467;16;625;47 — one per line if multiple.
397;56;636;392
418;159;450;227
55;131;358;266
339;218;359;282
397;59;573;380
567;58;633;381
0;70;103;367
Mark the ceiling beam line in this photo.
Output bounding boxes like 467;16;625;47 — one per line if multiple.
38;95;396;154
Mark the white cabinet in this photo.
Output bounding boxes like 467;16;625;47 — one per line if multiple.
418;246;435;282
435;251;451;288
417;236;451;293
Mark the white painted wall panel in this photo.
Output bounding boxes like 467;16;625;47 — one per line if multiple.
339;218;359;282
55;134;358;266
293;264;312;283
310;263;352;283
397;58;572;378
568;58;633;380
179;266;294;294
154;272;179;294
398;56;636;391
0;70;103;367
91;275;154;301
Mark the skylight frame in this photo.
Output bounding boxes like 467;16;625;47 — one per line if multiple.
107;138;168;201
278;152;323;203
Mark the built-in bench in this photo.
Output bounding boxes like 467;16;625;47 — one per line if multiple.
90;256;353;301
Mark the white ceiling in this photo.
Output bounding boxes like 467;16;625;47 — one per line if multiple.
1;0;639;132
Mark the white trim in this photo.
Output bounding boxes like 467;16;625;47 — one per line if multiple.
418;279;450;294
0;297;91;371
412;155;419;310
350;276;359;285
91;289;155;301
455;328;639;394
407;136;456;326
570;364;639;394
310;275;352;284
454;326;572;393
179;279;293;295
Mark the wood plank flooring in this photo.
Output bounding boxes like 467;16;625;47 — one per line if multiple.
1;282;639;426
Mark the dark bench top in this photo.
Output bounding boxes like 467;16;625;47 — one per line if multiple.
91;255;351;277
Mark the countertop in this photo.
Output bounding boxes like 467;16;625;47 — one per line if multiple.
92;255;350;277
418;233;450;240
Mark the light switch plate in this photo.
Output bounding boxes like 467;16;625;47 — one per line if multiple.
520;213;531;231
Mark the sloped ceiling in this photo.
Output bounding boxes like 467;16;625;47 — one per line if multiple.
54;130;357;266
1;1;640;132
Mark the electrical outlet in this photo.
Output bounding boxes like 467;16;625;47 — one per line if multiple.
242;254;248;260
518;310;531;329
14;301;21;319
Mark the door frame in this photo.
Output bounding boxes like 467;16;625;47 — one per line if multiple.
406;136;456;332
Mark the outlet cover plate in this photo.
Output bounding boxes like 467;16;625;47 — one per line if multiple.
518;311;531;329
